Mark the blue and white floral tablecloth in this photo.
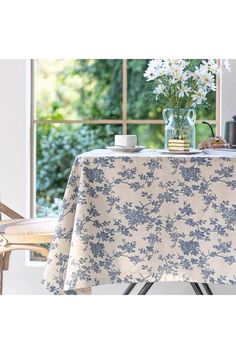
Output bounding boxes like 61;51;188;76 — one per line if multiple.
43;149;236;294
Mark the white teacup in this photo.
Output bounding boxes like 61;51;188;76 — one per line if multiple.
115;135;137;147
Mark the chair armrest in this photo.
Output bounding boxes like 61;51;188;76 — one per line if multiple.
0;244;49;258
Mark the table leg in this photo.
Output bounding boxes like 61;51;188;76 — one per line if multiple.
123;283;137;295
190;282;204;295
123;282;212;295
138;282;154;295
202;283;213;295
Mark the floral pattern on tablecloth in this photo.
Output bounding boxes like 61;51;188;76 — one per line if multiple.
42;149;236;294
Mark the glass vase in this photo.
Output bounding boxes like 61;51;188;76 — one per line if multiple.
162;108;196;149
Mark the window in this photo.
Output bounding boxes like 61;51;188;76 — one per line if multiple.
32;59;220;217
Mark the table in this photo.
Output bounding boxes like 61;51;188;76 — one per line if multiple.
42;149;236;295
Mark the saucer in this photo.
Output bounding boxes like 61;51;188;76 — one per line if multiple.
105;145;145;153
160;149;202;155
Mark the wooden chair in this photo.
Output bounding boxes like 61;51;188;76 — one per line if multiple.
0;202;57;294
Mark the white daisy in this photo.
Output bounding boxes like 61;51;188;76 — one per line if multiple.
153;84;165;96
202;59;218;74
191;67;202;81
178;86;191;97
160;62;172;76
143;60;161;81
197;69;215;88
169;59;188;69
192;88;207;105
171;64;182;74
169;64;189;83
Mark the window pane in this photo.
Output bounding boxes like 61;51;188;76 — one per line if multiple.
36;123;122;216
195;123;216;147
196;94;216;121
127;59;162;119
36;59;123;121
128;124;164;148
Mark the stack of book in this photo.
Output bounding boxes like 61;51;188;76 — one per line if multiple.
168;139;190;152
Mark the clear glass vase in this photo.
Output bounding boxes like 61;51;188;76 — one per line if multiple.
162;108;196;149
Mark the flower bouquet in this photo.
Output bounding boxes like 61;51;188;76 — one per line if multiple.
144;59;230;150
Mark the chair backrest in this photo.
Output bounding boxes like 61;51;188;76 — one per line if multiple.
0;202;24;220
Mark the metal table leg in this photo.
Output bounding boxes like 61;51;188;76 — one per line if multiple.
138;282;206;295
138;282;154;295
190;282;204;295
123;282;213;295
202;283;213;295
123;283;137;295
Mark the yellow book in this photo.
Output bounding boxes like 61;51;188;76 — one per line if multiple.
168;146;190;151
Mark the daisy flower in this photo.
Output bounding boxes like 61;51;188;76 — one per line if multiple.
192;88;207;105
179;86;191;97
143;59;161;81
202;59;218;74
169;59;188;69
153;84;165;97
197;69;215;89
